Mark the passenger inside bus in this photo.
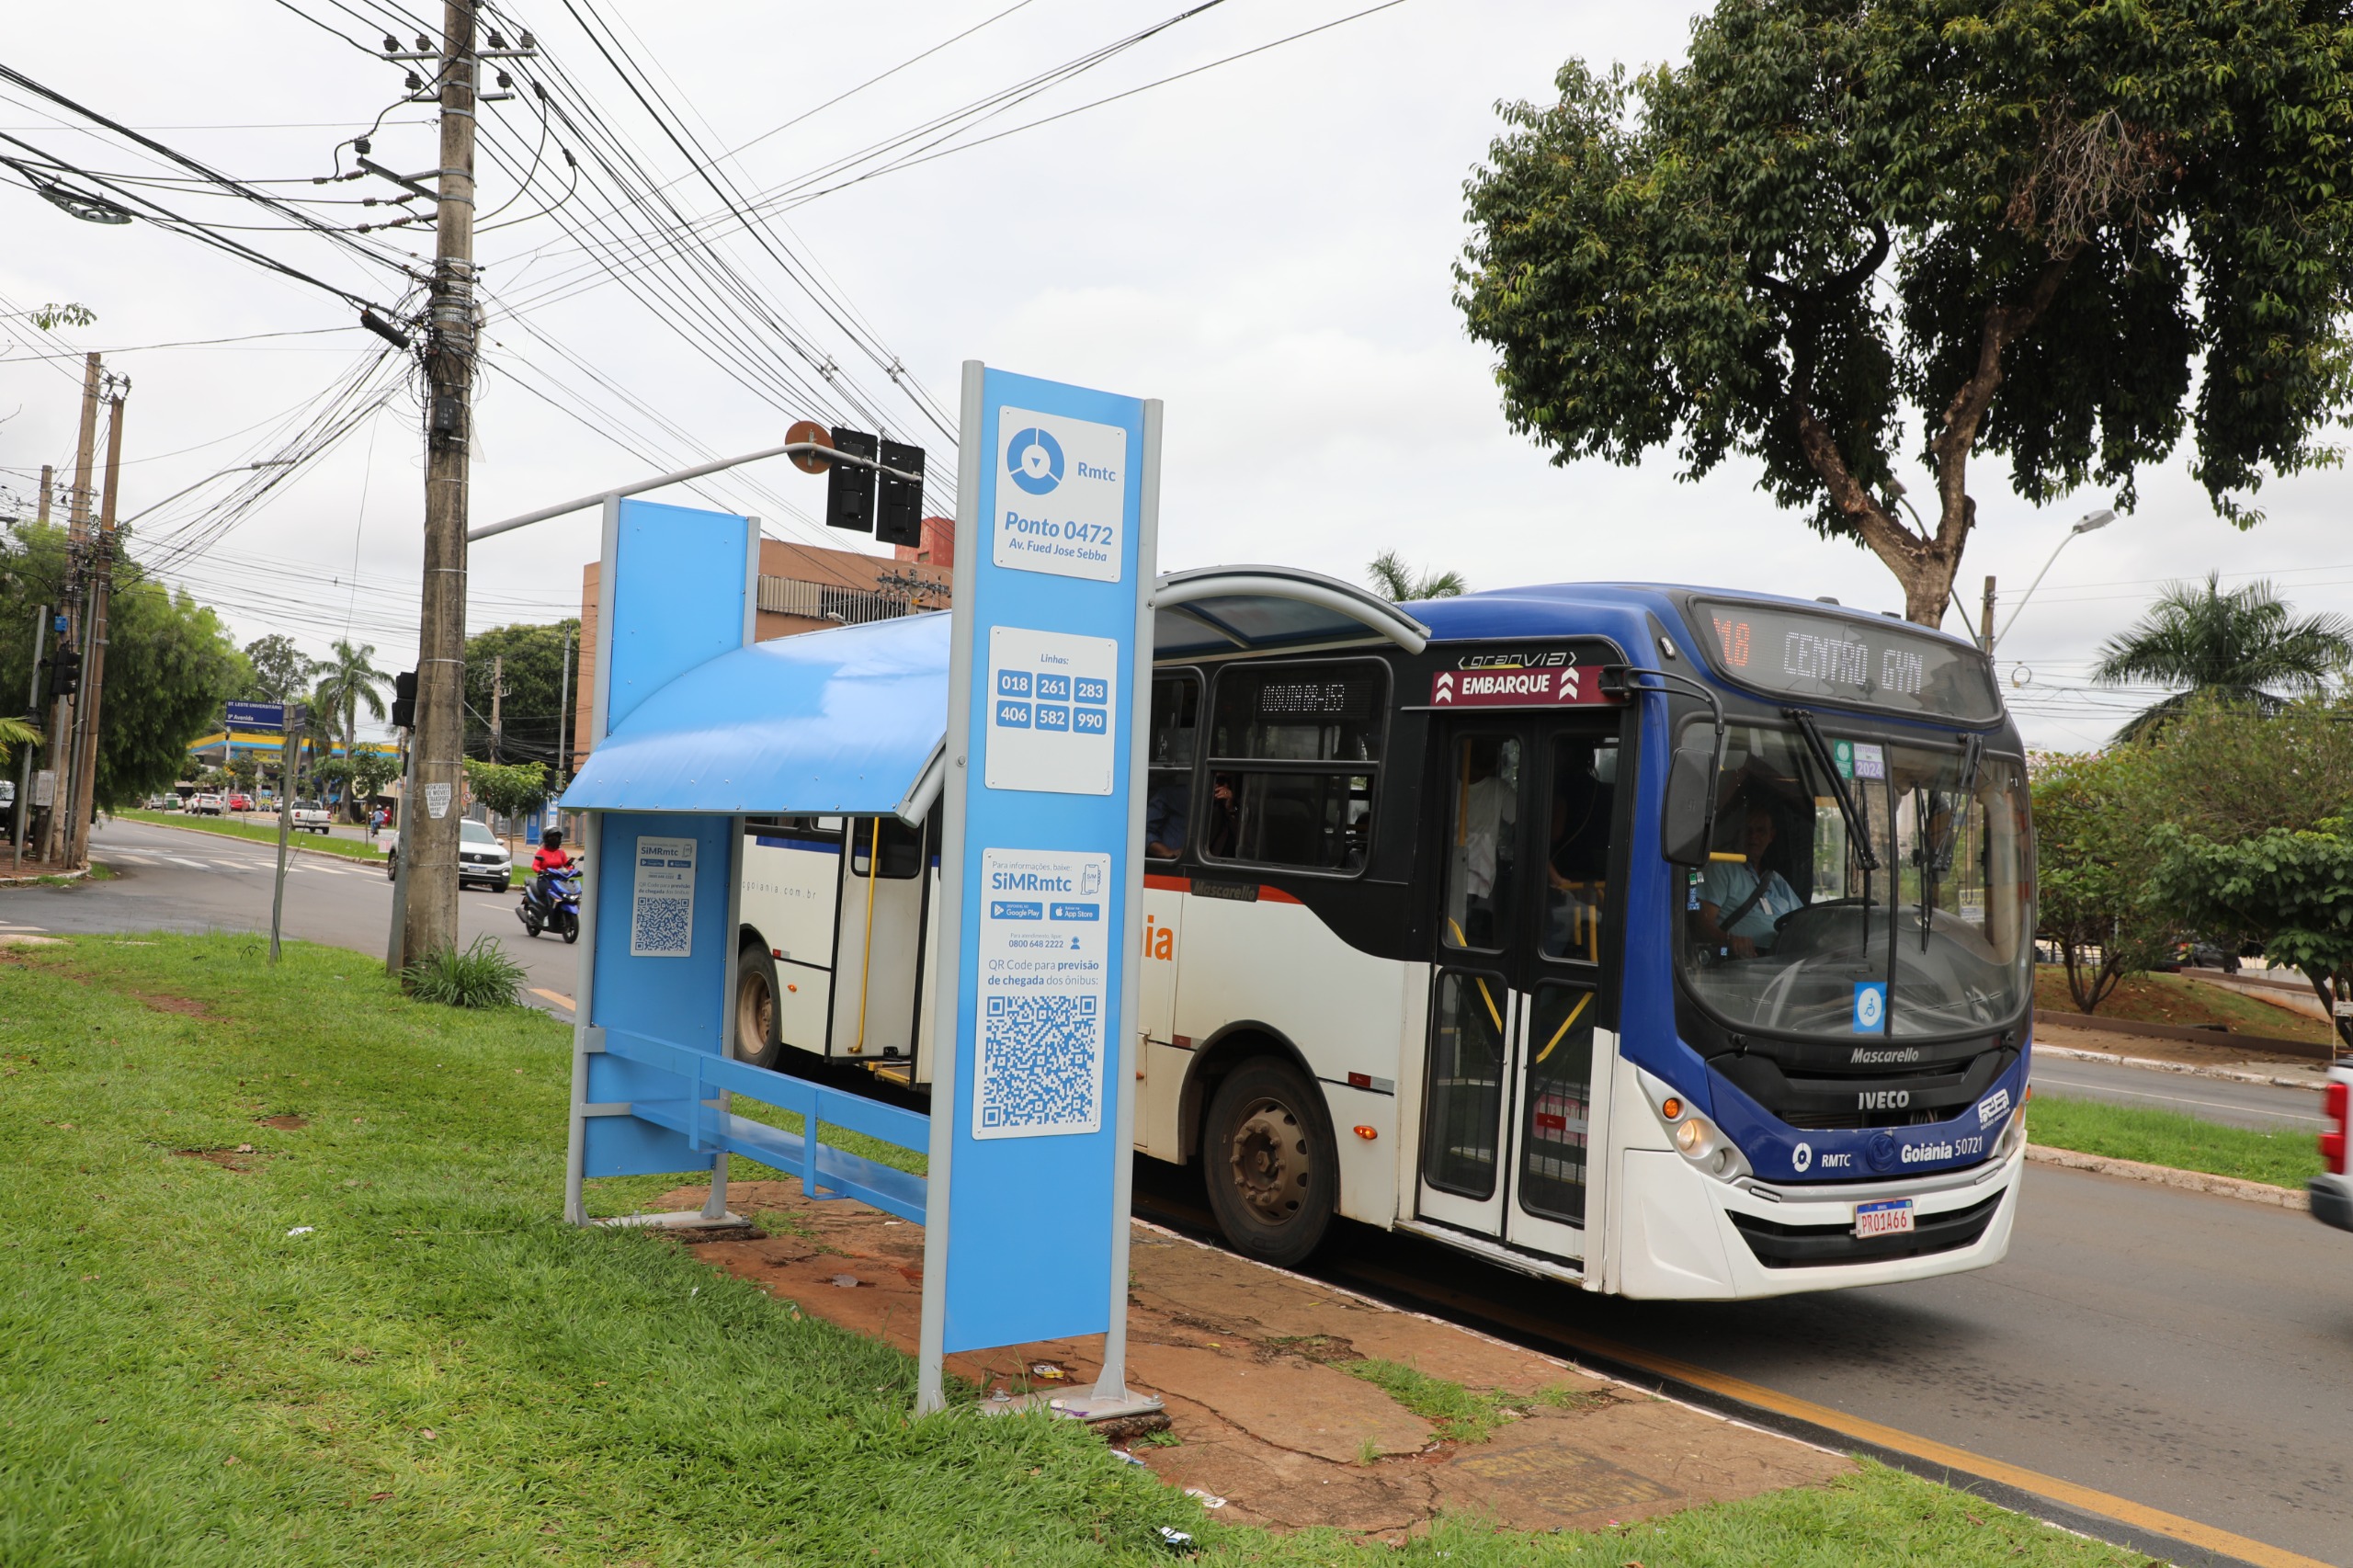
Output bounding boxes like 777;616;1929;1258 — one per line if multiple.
1694;798;1802;958
1542;736;1614;960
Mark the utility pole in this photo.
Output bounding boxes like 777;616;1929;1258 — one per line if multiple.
12;603;44;874
43;356;101;864
403;0;482;967
554;623;571;798
1980;575;1997;658
68;375;128;868
489;652;503;763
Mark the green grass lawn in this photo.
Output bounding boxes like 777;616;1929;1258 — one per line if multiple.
2029;1094;2324;1189
0;935;2148;1566
2034;964;2335;1046
116;809;385;862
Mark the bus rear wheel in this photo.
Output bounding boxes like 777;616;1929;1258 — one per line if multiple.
733;944;783;1069
1202;1056;1336;1268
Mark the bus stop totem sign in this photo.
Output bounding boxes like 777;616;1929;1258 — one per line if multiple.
921;363;1161;1382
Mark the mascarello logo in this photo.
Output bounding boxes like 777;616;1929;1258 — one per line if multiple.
1006;426;1064;495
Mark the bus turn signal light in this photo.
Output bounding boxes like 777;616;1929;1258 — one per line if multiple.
1354;1125;1378;1141
1660;1097;1683;1120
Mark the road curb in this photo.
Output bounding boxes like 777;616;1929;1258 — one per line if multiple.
2027;1142;2310;1211
2037;1041;2327;1092
0;866;89;887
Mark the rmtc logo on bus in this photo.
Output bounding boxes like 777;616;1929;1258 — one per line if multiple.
994;406;1125;584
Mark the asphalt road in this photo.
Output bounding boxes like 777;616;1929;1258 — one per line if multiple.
0;816;583;1011
2031;1054;2329;1133
21;819;2353;1563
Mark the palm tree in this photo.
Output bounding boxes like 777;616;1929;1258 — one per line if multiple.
1366;551;1468;603
0;714;39;767
312;639;391;771
2092;573;2353;741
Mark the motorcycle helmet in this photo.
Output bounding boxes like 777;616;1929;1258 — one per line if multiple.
541;827;563;849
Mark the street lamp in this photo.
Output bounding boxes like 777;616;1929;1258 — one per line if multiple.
1995;506;2116;652
118;459;298;529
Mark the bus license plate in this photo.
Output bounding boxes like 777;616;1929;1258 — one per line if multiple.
1854;1199;1915;1239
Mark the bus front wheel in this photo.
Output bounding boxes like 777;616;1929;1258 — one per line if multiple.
1202;1056;1336;1268
733;944;784;1070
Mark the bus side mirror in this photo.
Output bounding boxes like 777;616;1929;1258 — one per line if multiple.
1661;744;1715;868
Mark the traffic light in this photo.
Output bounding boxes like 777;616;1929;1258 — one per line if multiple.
824;426;878;532
390;669;418;730
45;645;80;700
876;439;926;548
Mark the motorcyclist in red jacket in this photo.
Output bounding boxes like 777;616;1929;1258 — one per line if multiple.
530;828;574;907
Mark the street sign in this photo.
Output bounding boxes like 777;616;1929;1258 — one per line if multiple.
918;363;1160;1412
225;699;287;730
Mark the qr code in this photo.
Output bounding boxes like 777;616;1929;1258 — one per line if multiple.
977;993;1101;1133
632;896;692;956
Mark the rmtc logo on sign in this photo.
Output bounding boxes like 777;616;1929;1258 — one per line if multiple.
994;405;1125;584
1006;426;1063;494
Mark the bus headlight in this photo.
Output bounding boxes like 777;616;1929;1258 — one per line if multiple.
1637;1068;1751;1181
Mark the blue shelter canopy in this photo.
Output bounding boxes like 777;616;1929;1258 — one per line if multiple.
562;566;1424;820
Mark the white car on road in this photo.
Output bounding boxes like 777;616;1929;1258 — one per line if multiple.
290;800;334;835
2314;1062;2351;1233
381;816;513;892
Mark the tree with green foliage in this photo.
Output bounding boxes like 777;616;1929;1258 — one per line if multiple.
461;758;547;827
0;714;38;767
226;751;259;795
2128;696;2353;844
312;640;389;759
1365;551;1467;603
2030;750;2176;1012
2150;820;2353;1053
1;522;245;808
240;634;314;703
1456;0;2353;625
463;620;577;767
2091;574;2351;740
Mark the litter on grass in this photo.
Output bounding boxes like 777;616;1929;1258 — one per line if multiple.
1154;1526;1194;1550
1110;1449;1146;1467
286;1226;314;1237
1182;1488;1226;1508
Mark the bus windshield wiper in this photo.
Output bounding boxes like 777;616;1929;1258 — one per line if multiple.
1915;733;1983;951
1784;708;1880;873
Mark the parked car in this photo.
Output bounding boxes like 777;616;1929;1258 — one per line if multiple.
227;792;256;812
0;779;13;812
381;816;512;892
188;792;224;815
290;800;333;835
2315;1062;2351;1234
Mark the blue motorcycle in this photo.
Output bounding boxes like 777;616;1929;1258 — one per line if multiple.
518;863;582;944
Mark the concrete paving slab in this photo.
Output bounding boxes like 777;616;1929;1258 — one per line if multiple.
642;1177;1851;1540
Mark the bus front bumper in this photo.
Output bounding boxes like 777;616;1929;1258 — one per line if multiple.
1616;1142;2023;1300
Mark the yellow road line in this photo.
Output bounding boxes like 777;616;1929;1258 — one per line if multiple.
529;987;575;1012
1343;1264;2331;1568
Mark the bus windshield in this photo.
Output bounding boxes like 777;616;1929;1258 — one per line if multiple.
1677;721;2030;1040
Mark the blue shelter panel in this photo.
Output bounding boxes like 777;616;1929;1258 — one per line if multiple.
582;811;739;1177
939;368;1149;1354
602;497;757;734
565;613;950;815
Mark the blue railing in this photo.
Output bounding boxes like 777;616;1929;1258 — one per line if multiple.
602;1027;928;1222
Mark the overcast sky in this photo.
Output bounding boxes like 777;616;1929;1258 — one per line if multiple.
5;0;2348;752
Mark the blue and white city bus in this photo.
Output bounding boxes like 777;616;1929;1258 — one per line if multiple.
722;571;2035;1300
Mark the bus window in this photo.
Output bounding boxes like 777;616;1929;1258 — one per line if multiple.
1440;733;1519;950
1540;735;1616;963
848;814;924;879
1202;662;1385;873
1145;673;1200;860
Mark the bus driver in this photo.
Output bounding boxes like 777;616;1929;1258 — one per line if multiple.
1696;799;1801;959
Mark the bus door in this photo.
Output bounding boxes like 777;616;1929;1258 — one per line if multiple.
827;814;928;1061
1416;719;1617;1263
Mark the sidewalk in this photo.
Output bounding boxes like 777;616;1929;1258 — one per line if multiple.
649;1178;1848;1539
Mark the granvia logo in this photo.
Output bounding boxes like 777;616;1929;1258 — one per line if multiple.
1006;426;1064;495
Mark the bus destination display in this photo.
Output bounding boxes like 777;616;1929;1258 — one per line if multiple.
1690;599;1999;722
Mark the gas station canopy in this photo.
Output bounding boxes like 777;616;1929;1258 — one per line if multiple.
562;564;1427;819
